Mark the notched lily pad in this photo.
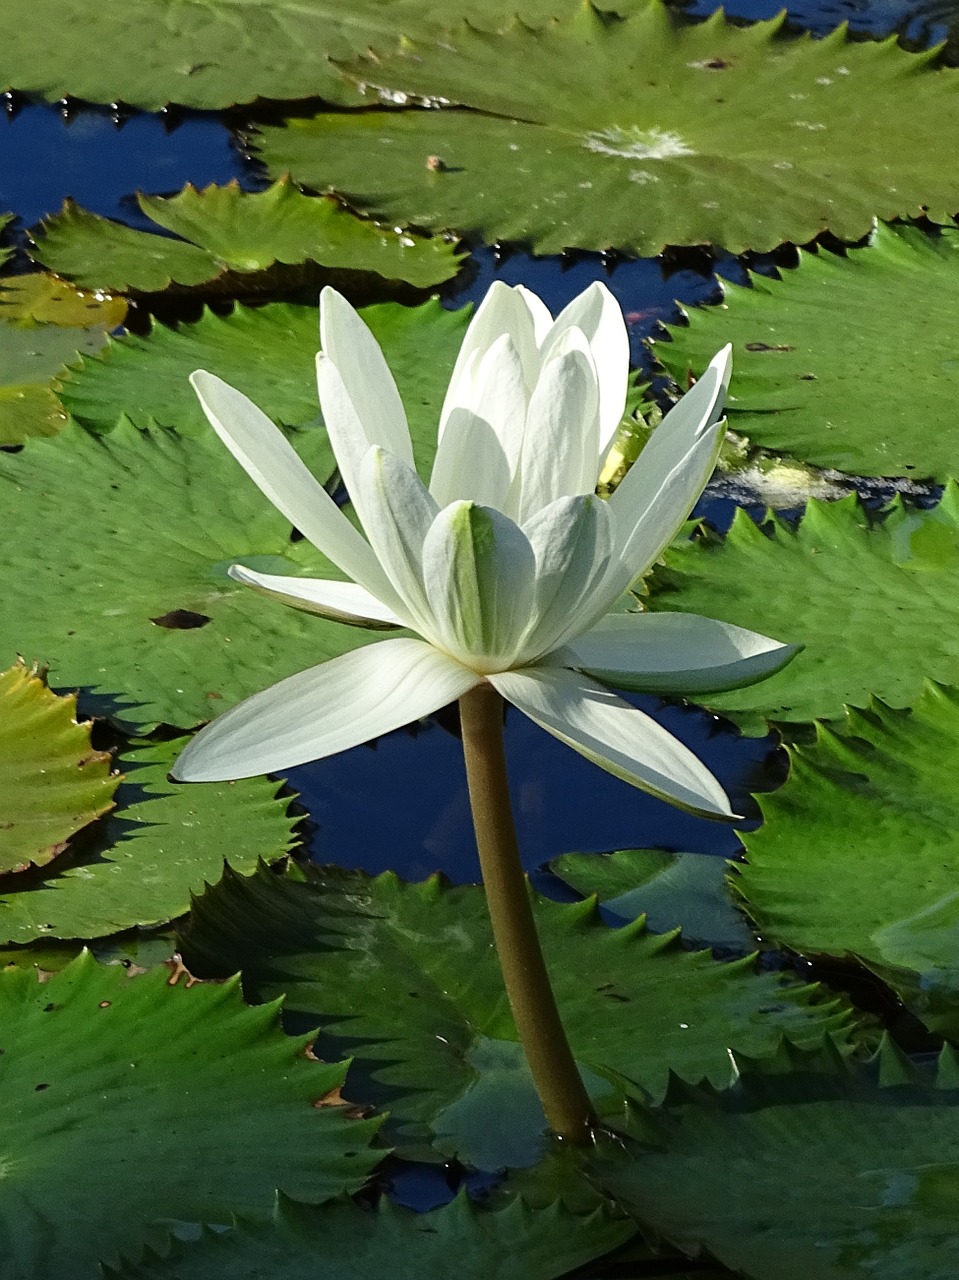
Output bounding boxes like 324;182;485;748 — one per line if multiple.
0;660;118;875
33;181;464;295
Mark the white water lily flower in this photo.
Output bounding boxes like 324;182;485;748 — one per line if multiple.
172;281;798;818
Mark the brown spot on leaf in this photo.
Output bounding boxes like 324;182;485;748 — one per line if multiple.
150;609;212;630
744;342;795;353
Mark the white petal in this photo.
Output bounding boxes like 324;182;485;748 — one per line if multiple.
172;639;481;781
318;286;413;467
421;501;536;667
541;282;629;453
511;338;600;524
190;370;398;606
489;665;736;819
516;285;554;345
558;612;801;694
228;565;404;629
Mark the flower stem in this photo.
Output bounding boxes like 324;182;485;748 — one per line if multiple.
458;681;595;1144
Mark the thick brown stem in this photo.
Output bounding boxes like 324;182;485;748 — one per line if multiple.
458;681;594;1143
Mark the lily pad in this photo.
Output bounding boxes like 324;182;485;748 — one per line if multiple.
0;214;12;267
0;950;381;1280
0;661;118;875
657;223;959;480
0;738;298;944
256;5;959;256
738;683;959;1037
180;863;857;1163
595;1043;959;1280
105;1191;634;1280
34;182;464;294
643;487;959;730
551;849;756;950
0;418;380;731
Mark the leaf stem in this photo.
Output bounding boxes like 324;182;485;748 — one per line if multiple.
458;681;595;1144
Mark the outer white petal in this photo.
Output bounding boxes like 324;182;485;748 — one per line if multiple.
557;612;802;694
172;638;481;782
541;282;629;452
228;564;404;629
511;337;600;524
190;370;399;608
318;286;413;466
516;285;554;345
489;665;736;819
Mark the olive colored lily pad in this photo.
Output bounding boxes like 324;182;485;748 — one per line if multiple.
0;949;381;1280
256;4;959;256
0;738;298;944
595;1043;959;1280
34;182;464;295
738;683;959;1037
657;223;959;480
180;863;857;1163
105;1191;634;1280
0;418;379;731
643;486;959;731
0;661;118;875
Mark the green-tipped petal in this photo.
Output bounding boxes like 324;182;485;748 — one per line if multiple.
489;665;736;819
558;612;801;694
189;370;399;608
228;565;405;629
172;639;480;781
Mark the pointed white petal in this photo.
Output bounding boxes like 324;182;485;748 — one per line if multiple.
541;282;630;452
489;665;736;819
228;564;404;629
512;338;600;524
189;370;398;606
318;286;413;466
172;639;481;781
516;285;554;345
421;501;536;668
558;612;801;694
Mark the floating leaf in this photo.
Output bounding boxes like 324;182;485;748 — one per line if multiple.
0;661;118;875
551;849;756;950
0;738;297;944
180;864;856;1163
739;683;959;1037
0;418;380;730
643;488;959;730
595;1043;959;1280
0;214;12;267
105;1191;634;1280
657;223;959;480
34;182;463;294
0;950;381;1280
0;272;127;328
256;5;959;256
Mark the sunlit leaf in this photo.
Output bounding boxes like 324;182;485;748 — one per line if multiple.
256;5;959;255
34;182;464;294
0;661;118;875
180;864;858;1165
643;487;959;730
0;950;382;1280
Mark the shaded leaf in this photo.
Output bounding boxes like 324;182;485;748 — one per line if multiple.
0;272;127;328
256;5;959;255
0;950;381;1280
0;661;118;874
34;182;463;294
0;214;12;267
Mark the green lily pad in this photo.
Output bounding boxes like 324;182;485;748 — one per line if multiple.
0;214;12;267
738;683;959;1037
0;417;379;731
256;5;959;256
0;950;381;1280
595;1043;959;1280
105;1191;634;1280
551;849;756;950
0;738;298;944
34;182;463;294
643;487;959;731
657;223;959;480
58;298;467;481
0;661;118;875
0;272;124;444
180;863;857;1164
